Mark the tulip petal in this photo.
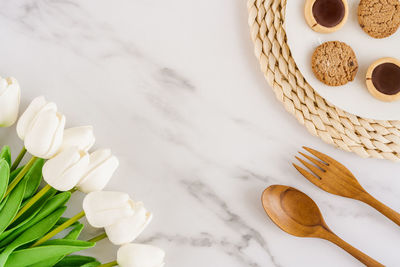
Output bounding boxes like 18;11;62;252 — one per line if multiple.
83;191;134;228
43;147;89;191
17;96;55;140
0;78;8;94
24;110;65;158
117;243;165;267
43;148;80;182
77;149;119;193
42;113;66;159
105;202;153;245
0;78;20;127
58;152;89;190
59;126;95;153
85;149;112;170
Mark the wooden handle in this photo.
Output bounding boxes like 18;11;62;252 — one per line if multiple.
361;193;400;227
325;232;384;267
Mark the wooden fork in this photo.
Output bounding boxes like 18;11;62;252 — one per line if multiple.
293;146;400;227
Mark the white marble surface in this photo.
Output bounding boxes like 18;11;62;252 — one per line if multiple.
0;0;400;266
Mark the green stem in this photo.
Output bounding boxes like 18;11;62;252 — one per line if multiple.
68;187;78;194
88;232;108;243
98;261;118;267
30;210;85;247
11;184;53;224
10;147;27;172
4;156;38;200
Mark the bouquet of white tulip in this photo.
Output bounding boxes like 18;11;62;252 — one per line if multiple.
0;87;165;267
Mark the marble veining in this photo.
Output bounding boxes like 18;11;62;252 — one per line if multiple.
0;0;400;266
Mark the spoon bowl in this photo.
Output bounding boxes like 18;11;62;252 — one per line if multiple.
261;185;383;267
262;185;328;238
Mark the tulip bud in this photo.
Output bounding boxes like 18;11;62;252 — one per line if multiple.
117;243;165;267
83;191;134;228
17;96;65;159
76;149;119;193
105;202;153;245
17;96;56;140
0;77;20;127
42;147;89;191
58;126;95;153
24;108;65;159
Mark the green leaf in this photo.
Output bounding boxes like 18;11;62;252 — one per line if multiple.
19;222;86;267
54;255;100;267
0;192;70;247
8;167;23;185
0;147;11;167
55;217;80;226
0;207;66;266
0;160;10;202
26;256;61;267
80;262;101;267
6;187;57;233
11;186;57;227
63;223;84;240
5;240;95;267
0;178;27;236
0;196;8;212
22;159;45;200
26;223;86;267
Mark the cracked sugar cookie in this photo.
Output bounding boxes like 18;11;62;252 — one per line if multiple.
311;41;358;86
305;0;349;33
358;0;400;39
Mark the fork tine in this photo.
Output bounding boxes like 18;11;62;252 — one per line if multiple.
292;163;322;186
295;156;325;178
298;151;327;171
302;146;353;176
302;146;333;164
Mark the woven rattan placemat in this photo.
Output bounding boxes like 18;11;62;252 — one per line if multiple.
247;0;400;161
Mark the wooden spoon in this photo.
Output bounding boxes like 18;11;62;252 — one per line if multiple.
262;185;384;267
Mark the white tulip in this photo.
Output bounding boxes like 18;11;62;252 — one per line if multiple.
24;109;65;159
42;147;89;191
17;96;65;159
58;126;95;153
105;202;153;245
76;149;119;193
0;77;20;127
17;96;56;140
117;243;165;267
83;191;134;228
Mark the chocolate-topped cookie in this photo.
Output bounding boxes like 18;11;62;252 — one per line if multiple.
305;0;349;33
311;41;358;86
358;0;400;39
366;58;400;102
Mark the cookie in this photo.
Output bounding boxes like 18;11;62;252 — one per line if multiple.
311;41;358;86
358;0;400;39
366;57;400;101
305;0;349;33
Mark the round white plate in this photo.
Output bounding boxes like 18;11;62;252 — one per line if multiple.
285;0;400;120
